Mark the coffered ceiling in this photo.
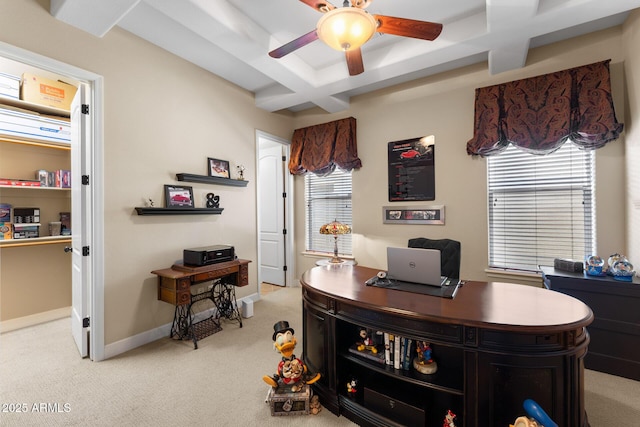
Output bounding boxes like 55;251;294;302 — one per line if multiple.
50;0;640;113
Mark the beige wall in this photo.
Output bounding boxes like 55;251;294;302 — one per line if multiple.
0;0;292;344
623;10;640;263
0;0;633;352
292;27;629;284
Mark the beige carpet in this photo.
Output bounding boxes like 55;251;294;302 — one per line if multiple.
1;286;639;426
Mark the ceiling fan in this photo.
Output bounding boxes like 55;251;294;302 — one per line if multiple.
269;0;443;76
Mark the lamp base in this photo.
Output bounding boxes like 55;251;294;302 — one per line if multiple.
316;259;357;266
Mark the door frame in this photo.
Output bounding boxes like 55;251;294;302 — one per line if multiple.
0;41;105;361
255;130;295;288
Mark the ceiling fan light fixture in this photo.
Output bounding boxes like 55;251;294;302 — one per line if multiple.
316;7;377;51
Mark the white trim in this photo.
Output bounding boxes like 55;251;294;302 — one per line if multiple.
0;307;71;333
0;41;105;361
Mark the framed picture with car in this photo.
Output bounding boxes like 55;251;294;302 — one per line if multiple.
208;157;230;179
164;185;194;208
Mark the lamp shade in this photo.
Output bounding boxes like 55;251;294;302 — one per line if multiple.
320;220;352;235
316;8;377;51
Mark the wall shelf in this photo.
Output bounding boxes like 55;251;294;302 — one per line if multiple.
176;173;248;187
135;207;223;216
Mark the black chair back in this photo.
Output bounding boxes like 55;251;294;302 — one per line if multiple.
408;238;461;279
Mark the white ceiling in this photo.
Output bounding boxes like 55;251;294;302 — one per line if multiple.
50;0;640;114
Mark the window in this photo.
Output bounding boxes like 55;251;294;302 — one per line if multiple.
487;143;595;271
304;169;353;255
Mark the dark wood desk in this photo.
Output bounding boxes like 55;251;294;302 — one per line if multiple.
301;265;593;427
541;266;640;380
151;259;250;348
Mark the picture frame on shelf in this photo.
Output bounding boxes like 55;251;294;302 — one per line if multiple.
208;157;230;179
164;185;194;208
382;205;445;225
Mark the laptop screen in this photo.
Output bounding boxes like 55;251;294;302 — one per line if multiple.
387;247;443;287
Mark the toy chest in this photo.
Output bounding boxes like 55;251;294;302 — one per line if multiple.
267;384;310;416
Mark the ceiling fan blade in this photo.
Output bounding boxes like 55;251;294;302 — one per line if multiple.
269;30;319;58
374;15;443;41
345;48;365;76
299;0;336;13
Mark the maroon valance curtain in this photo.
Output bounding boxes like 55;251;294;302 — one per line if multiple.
289;116;362;176
466;60;623;156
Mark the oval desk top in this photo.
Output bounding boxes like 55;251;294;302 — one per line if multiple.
301;265;593;333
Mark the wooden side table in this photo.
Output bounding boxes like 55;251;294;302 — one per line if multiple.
151;259;251;349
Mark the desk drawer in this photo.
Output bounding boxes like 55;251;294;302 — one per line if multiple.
159;288;190;305
193;266;238;282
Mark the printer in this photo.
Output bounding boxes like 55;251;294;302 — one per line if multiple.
183;245;235;266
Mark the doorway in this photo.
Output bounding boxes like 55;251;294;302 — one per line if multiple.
0;42;104;361
256;131;294;289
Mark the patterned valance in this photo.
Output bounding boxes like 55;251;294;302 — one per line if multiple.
466;60;623;156
289;117;362;176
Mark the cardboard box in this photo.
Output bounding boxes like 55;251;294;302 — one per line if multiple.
0;223;12;240
13;223;40;239
267;385;310;416
13;207;40;224
20;73;77;112
0;72;20;99
0;204;10;222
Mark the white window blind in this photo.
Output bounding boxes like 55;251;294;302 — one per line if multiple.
305;169;353;255
487;143;595;271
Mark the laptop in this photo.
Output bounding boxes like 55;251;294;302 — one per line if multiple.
365;247;460;298
386;247;448;287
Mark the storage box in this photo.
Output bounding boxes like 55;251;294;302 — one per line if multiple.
267;385;310;416
13;223;40;239
13;207;40;224
0;106;71;143
0;72;20;100
20;73;77;112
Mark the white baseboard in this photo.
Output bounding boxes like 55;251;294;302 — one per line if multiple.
104;293;259;359
0;307;71;333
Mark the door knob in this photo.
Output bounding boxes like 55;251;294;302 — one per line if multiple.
64;246;73;253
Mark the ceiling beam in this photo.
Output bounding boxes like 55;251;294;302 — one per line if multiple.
50;0;141;38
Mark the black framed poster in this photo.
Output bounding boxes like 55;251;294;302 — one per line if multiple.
388;136;435;201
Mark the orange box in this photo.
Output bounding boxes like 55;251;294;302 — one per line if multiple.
20;73;78;112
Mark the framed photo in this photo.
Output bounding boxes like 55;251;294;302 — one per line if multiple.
383;205;445;225
164;185;194;208
208;158;230;179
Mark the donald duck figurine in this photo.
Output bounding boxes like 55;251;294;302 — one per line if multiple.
263;320;321;392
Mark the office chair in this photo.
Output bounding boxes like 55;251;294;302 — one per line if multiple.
408;238;461;279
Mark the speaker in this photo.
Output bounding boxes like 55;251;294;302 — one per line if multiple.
554;258;584;273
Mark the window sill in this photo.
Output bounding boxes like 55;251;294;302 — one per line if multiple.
485;268;543;287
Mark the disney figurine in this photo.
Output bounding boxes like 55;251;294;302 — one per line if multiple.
346;378;358;399
443;409;457;427
413;341;438;374
263;321;321;392
356;328;378;353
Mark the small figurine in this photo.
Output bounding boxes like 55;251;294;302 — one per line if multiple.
263;321;321;392
309;395;322;415
346;378;358;398
236;165;245;180
356;328;378;353
443;409;457;427
413;341;438;374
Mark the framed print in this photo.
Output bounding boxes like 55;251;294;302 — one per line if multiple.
388;136;435;202
208;158;230;179
383;205;445;225
164;185;194;208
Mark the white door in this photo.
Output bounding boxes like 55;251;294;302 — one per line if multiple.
70;84;91;357
259;143;286;286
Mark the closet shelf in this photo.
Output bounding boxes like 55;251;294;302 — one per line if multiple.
176;173;248;187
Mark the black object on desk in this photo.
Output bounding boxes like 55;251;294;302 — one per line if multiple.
541;266;640;381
